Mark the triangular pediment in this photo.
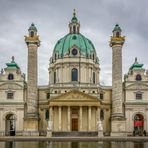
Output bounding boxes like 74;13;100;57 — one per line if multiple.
50;90;99;102
126;83;148;90
0;82;23;89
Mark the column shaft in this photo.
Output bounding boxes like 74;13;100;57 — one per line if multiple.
79;106;82;131
67;106;70;131
97;107;100;121
49;106;53;122
88;106;92;130
59;106;62;131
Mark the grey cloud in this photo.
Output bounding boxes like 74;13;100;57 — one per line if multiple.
0;0;147;85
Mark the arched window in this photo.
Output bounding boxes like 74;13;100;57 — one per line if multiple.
93;54;95;60
73;26;76;33
116;32;120;37
54;72;56;84
93;72;95;84
134;114;144;133
100;93;104;100
72;68;78;81
45;110;49;120
6;114;16;136
136;74;142;81
46;93;50;99
30;31;34;37
100;109;104;121
8;74;14;80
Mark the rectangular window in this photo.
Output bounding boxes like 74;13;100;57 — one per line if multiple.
45;110;49;120
100;93;104;100
54;72;56;84
93;72;95;84
7;92;14;99
136;93;142;100
46;93;50;99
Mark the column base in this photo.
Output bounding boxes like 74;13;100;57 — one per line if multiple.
111;132;126;137
47;130;52;137
111;117;126;137
23;117;39;136
98;131;104;137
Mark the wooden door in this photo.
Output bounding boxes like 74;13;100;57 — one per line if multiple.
72;118;78;131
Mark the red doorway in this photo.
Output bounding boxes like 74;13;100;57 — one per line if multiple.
134;114;144;136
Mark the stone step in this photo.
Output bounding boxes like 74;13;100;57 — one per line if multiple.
52;131;98;137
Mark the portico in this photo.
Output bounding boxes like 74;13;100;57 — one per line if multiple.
48;90;101;132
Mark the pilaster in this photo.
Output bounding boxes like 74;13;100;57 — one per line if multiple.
67;106;71;131
58;106;62;131
88;106;92;130
79;106;82;131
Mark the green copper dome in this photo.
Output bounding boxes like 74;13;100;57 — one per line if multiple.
130;57;143;70
52;10;98;63
6;56;20;69
53;33;96;57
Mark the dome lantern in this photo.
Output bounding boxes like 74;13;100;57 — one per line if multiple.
69;9;80;34
28;23;37;37
112;24;122;37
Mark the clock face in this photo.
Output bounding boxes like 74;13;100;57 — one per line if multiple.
72;49;78;55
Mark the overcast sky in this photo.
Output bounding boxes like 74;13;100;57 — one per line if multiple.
0;0;147;86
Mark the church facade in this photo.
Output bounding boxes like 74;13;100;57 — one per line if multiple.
0;11;148;136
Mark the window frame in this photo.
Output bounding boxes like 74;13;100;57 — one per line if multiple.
93;72;96;84
135;92;143;100
46;93;50;99
135;74;142;81
100;93;104;100
8;73;14;80
54;71;56;84
72;48;78;56
71;68;78;81
100;109;104;121
45;110;49;120
6;92;14;99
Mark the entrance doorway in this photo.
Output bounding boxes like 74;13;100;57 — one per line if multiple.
134;114;144;136
5;114;16;136
72;118;78;131
71;108;78;131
